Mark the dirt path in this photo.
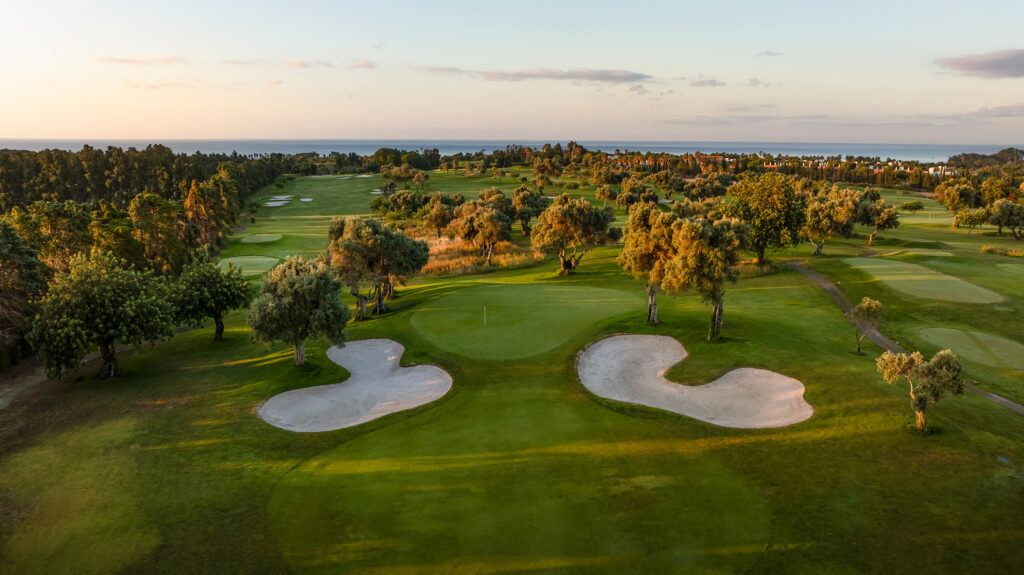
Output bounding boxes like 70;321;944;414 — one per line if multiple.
787;260;1024;416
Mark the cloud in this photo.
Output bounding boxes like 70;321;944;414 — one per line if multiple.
628;84;650;96
744;78;771;88
689;76;726;87
665;114;829;126
267;79;284;86
286;59;334;69
936;49;1024;78
350;58;378;69
973;103;1024;117
755;50;782;57
370;43;383;49
93;55;186;65
225;58;264;66
414;65;651;84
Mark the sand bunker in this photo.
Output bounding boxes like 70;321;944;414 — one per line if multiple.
271;195;294;200
578;335;813;428
300;198;313;202
258;339;452;432
264;201;289;207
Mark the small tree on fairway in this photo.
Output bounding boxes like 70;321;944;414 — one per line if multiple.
532;194;620;275
618;203;675;324
661;217;749;341
846;297;882;354
29;251;175;378
172;258;253;340
876;349;965;432
803;194;855;255
247;256;349;367
857;199;900;245
900;200;924;214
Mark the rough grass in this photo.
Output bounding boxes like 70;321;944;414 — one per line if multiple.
982;245;1024;257
418;233;542;277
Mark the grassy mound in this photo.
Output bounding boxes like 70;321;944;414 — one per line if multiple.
843;258;1003;303
217;256;279;276
240;233;283;244
410;284;643;360
918;328;1024;371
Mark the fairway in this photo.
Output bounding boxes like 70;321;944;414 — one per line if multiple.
240;233;283;244
217;255;279;276
918;328;1024;371
410;284;643;360
844;257;1003;303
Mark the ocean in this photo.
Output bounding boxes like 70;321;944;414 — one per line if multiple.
0;139;1017;163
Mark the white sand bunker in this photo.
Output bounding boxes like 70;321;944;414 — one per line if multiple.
578;335;813;428
300;198;313;202
264;201;289;207
258;339;452;432
271;195;294;200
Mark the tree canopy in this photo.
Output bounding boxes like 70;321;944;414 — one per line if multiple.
725;173;807;264
171;258;253;340
877;349;964;432
846;297;882;354
532;194;620;275
248;256;349;367
29;251;176;378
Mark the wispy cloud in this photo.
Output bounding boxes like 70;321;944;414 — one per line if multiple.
755;50;782;57
370;43;383;49
974;103;1024;117
628;84;650;96
121;78;216;90
689;76;726;87
744;78;771;88
350;58;378;69
225;58;264;66
936;49;1024;78
94;55;186;65
415;65;651;84
286;59;334;69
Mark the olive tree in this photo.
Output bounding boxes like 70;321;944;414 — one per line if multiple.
856;199;900;245
247;256;349;367
532;194;620;275
29;251;176;378
661;217;749;342
846;297;882;354
172;258;253;340
876;349;964;432
511;186;549;236
804;195;854;255
617;203;675;324
448;201;512;265
725;173;807;264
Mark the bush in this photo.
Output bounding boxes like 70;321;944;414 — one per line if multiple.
981;245;1024;257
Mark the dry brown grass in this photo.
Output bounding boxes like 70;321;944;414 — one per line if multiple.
981;245;1024;257
411;227;543;276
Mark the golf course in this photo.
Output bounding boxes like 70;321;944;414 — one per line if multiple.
2;172;1023;574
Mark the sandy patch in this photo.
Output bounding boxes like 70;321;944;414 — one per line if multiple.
264;201;289;207
578;335;813;428
258;339;452;432
356;174;372;178
271;195;294;200
300;198;313;202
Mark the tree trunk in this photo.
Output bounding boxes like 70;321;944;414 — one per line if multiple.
708;300;724;342
214;314;225;341
293;339;306;367
856;329;864;354
436;227;442;238
99;341;118;378
645;283;659;325
868;229;878;246
486;243;494;265
353;294;367;321
914;409;926;431
756;246;766;265
813;240;824;255
373;279;387;314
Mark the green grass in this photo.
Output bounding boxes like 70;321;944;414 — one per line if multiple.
2;176;1024;573
410;284;643;360
843;257;1004;303
239;233;283;244
217;255;280;276
918;328;1024;371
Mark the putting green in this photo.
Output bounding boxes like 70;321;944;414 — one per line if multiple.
240;233;283;244
996;264;1024;278
904;249;953;257
217;256;279;276
843;258;1003;303
411;284;643;360
918;328;1024;371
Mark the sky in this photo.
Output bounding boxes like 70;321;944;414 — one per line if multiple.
2;0;1023;144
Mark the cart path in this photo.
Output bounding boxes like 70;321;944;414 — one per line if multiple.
786;260;1024;416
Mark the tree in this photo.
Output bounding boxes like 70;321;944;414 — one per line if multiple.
7;200;93;273
129;192;191;273
725;173;807;264
662;217;749;341
511;186;549;236
845;297;882;354
422;199;454;238
247;256;349;366
172;258;253;340
856;199;900;245
89;201;147;269
900;199;924;214
328;217;429;318
876;349;965;432
532;194;620;274
412;171;429;191
987;198;1024;238
448;201;512;265
595;185;618;208
29;251;175;378
954;208;987;234
804;195;854;255
0;221;47;356
617;203;676;324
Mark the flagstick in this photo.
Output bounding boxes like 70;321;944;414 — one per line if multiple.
483;302;487;327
